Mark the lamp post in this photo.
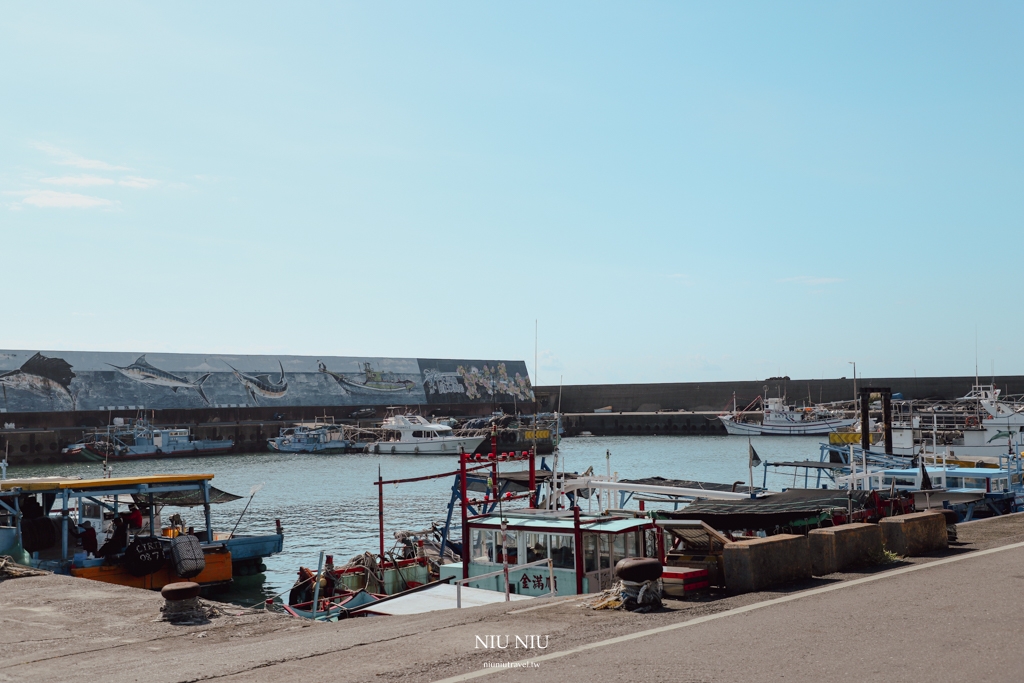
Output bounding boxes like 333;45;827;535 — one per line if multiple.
848;362;857;403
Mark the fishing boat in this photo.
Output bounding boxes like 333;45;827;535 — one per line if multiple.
719;395;856;436
828;385;1024;459
371;414;485;455
0;473;284;590
267;424;349;455
64;419;233;461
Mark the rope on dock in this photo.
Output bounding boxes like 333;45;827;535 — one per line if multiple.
0;555;50;580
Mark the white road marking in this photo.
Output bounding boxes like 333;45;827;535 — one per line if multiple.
433;540;1024;682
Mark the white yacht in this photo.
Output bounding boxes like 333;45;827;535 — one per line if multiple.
372;415;486;455
720;396;856;436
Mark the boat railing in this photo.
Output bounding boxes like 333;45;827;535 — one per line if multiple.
453;558;554;608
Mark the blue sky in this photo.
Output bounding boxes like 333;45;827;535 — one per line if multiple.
2;3;1021;386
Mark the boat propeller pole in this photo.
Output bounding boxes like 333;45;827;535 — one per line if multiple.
229;482;265;538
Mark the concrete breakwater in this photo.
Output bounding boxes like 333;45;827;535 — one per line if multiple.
534;374;1024;413
561;411;733;437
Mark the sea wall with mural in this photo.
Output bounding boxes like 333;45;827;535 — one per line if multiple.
0;350;533;413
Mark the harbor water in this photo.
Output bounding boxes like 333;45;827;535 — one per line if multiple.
8;435;826;605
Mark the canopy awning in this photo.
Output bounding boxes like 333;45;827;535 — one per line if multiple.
132;486;241;507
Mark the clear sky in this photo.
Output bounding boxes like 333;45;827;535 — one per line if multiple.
2;3;1021;386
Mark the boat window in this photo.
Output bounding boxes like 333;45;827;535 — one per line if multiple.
963;477;988;489
946;477;963;488
549;534;575;569
598;534;610;570
470;529;490;562
583;533;598;572
882;477;893;485
525;532;548;564
494;530;518;564
412;431;423;438
894;477;916;486
611;532;626;564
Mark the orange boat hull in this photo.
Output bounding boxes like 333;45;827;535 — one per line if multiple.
70;547;233;590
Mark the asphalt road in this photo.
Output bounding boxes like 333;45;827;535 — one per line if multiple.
436;541;1024;683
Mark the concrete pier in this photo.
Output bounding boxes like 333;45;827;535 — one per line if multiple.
3;513;1023;682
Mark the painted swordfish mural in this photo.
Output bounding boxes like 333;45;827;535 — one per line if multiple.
108;355;213;405
0;351;531;412
318;361;415;393
0;353;76;410
226;361;288;405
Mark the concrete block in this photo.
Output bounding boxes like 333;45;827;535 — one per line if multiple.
880;512;948;557
808;523;883;575
723;534;811;594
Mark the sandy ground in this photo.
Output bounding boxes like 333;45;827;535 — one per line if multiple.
2;512;1023;683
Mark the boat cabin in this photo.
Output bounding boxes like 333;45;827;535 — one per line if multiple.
439;511;656;596
856;466;1019;493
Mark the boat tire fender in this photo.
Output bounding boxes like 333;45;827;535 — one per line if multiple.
171;534;206;579
154;448;162;455
391;446;396;455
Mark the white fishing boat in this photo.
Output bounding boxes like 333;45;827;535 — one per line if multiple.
268;424;350;455
719;396;856;436
371;415;485;455
838;386;1024;460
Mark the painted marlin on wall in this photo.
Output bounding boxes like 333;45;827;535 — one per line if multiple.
226;361;288;405
0;352;76;410
107;355;212;405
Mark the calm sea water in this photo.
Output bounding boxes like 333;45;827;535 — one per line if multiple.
8;434;825;604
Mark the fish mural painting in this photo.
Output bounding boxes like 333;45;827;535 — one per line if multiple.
227;361;288;405
108;355;212;405
0;351;530;413
0;353;76;410
318;361;415;394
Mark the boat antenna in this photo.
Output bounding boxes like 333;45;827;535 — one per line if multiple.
229;483;265;538
975;325;979;388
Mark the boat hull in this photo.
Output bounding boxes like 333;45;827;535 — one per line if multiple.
720;415;857;436
69;546;233;589
372;436;486;455
267;441;349;455
81;442;235;461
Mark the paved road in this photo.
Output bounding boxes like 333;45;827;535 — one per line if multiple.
437;542;1024;683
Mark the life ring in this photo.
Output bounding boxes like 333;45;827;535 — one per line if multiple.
965;416;979;427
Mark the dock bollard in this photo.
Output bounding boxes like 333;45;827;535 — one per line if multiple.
161;582;202;622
